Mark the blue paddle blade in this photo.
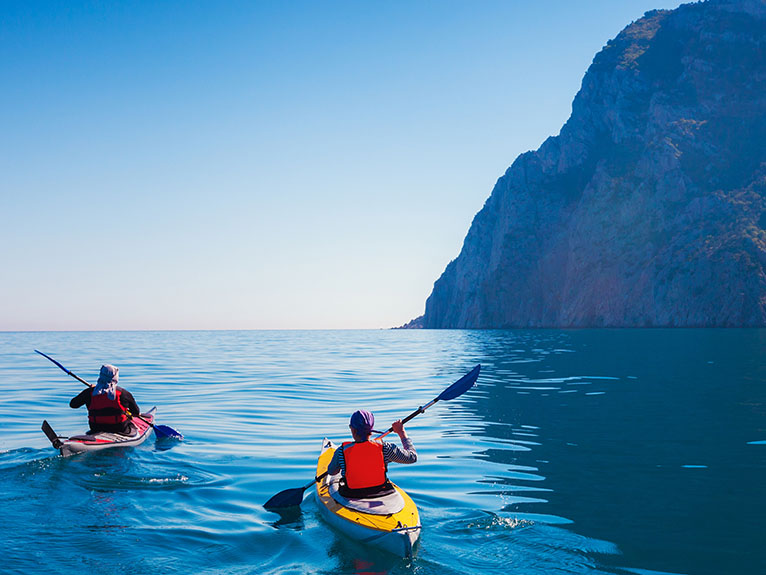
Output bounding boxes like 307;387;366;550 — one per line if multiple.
153;424;183;440
438;364;480;401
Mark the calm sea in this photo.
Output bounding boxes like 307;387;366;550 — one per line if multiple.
0;329;763;575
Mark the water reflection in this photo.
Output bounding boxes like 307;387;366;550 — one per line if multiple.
268;506;305;531
459;329;766;575
442;332;607;571
324;537;407;575
1;329;763;575
154;436;183;452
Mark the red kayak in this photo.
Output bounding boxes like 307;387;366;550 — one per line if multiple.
42;407;157;456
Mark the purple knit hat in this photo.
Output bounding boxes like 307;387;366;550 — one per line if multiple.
349;410;374;434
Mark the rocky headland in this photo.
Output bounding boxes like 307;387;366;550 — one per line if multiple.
419;0;766;328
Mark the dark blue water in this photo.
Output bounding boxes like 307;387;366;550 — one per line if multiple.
1;329;764;575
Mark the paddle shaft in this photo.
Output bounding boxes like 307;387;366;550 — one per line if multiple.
262;364;480;510
37;350;93;388
306;397;441;488
375;398;439;441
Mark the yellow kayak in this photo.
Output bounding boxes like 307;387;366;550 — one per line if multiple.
315;438;421;557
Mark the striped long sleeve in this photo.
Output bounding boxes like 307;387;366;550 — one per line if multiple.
382;436;417;464
327;437;417;477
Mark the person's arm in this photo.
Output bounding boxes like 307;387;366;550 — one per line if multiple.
327;445;344;475
69;388;91;409
120;388;141;416
382;420;417;464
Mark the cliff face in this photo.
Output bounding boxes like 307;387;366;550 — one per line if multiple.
423;0;766;328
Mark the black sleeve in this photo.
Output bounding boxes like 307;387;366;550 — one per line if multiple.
69;388;91;409
119;388;141;416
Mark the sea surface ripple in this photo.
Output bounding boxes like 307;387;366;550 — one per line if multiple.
1;329;764;575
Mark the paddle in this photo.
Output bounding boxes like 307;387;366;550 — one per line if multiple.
34;349;183;440
263;364;481;510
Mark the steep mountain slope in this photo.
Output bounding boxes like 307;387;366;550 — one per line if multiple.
422;0;766;328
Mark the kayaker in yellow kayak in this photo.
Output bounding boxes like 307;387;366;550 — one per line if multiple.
327;409;417;498
69;364;142;436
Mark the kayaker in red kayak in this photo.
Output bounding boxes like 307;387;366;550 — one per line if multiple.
327;409;417;498
69;364;142;435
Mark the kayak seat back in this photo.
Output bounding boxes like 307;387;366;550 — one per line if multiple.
328;478;405;515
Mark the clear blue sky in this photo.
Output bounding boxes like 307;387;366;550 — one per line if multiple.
1;0;682;330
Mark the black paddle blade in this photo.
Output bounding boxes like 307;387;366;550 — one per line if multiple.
263;487;308;510
438;364;481;401
41;420;63;449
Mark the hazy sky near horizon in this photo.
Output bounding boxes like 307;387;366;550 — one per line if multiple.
2;0;682;330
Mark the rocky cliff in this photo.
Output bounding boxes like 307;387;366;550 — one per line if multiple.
422;0;766;328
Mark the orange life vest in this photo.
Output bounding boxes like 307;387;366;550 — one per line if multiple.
88;388;129;426
342;440;387;490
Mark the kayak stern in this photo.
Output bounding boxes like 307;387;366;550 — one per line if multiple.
315;438;421;558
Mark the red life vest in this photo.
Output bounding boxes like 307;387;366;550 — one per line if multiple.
88;388;129;426
342;440;387;490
